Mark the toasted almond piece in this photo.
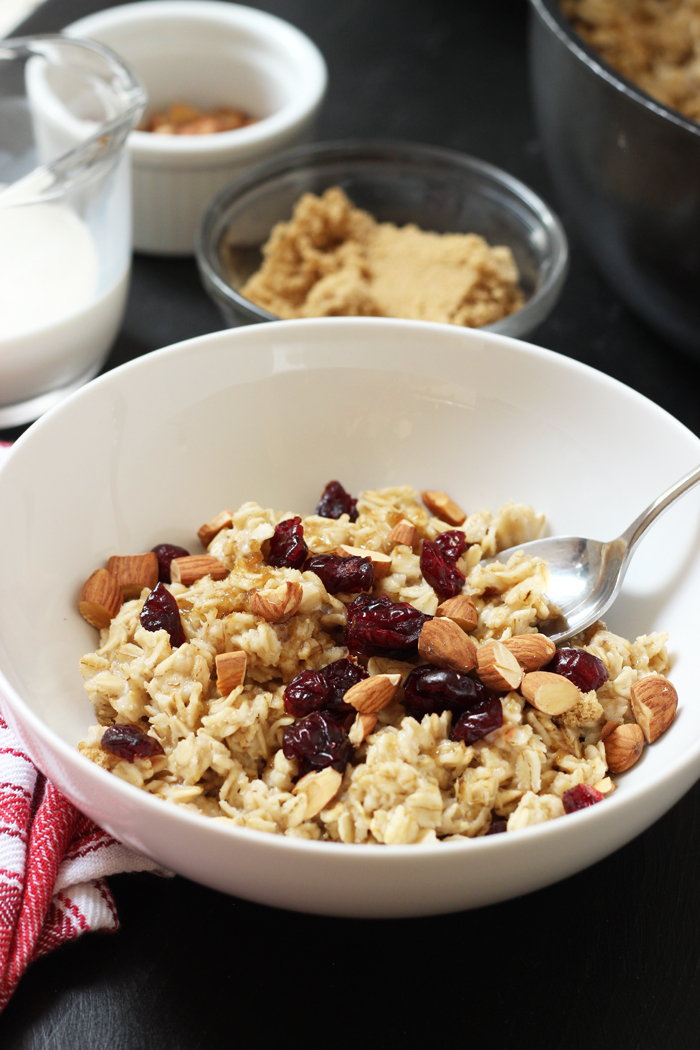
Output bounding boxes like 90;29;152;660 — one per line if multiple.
604;723;644;772
292;766;343;819
106;553;159;600
348;711;378;745
197;510;233;548
170;555;228;586
520;671;581;715
344;673;402;714
630;675;678;743
79;569;122;629
592;776;616;795
335;544;392;579
421;490;467;526
435;595;478;632
600;719;622;742
250;581;302;623
502;634;556;671
418;618;477;673
476;640;523;691
387;520;420;551
215;651;247;694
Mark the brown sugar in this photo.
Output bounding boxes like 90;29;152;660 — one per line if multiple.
238;187;524;327
139;101;256;134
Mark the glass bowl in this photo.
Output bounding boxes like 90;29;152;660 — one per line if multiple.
196;139;568;338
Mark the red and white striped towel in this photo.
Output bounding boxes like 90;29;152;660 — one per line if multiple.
0;442;162;1010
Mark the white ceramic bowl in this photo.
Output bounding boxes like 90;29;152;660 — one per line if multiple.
0;317;699;918
64;1;327;255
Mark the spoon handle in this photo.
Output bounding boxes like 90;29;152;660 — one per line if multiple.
620;462;700;555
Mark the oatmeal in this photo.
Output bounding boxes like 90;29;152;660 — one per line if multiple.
77;481;677;844
237;187;524;327
562;0;700;122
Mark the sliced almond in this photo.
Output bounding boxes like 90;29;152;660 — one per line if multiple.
630;675;678;743
421;490;467;526
170;555;228;586
592;776;616;795
292;766;343;819
344;673;402;714
335;544;392;579
520;671;581;715
604;723;644;772
387;520;420;551
348;712;378;745
502;634;556;671
250;581;302;623
215;651;247;694
106;553;159;601
79;568;122;629
418;618;477;673
197;510;233;548
477;641;523;691
435;595;478;633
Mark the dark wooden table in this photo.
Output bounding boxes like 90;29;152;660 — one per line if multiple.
3;2;700;1047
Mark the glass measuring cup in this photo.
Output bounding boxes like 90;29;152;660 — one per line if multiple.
0;36;145;427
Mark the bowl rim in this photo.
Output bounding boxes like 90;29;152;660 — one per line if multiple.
529;0;700;140
194;137;569;333
62;0;328;158
1;315;699;864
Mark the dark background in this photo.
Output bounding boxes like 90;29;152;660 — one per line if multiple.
2;1;700;1047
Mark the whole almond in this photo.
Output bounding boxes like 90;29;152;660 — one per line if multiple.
600;719;622;742
418;618;477;673
250;581;302;623
435;595;478;633
520;671;581;715
170;555;228;586
215;651;247;695
502;634;556;671
421;490;467;526
477;641;523;691
344;673;402;714
292;766;343;819
387;520;420;551
335;544;392;579
604;723;644;772
106;553;159;601
79;569;122;629
348;712;378;745
197;510;233;548
630;675;678;743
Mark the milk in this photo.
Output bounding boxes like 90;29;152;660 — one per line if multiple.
0;204;98;339
0;203;129;421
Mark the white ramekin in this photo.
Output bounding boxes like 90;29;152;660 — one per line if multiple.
64;1;327;255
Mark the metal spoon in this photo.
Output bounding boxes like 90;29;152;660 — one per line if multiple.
491;463;700;645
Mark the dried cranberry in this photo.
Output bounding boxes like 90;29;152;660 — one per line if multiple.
282;710;352;776
101;723;165;763
322;658;369;715
315;480;358;523
433;530;467;562
451;694;503;744
140;581;186;647
267;517;308;570
151;543;190;583
545;648;608;692
283;670;330;717
304;554;373;594
485;819;508;836
404;665;492;718
562;783;604;813
420;540;465;601
345;593;431;658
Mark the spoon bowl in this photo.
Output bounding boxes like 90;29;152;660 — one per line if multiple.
494;464;700;644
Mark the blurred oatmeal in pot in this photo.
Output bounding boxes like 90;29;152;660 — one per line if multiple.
76;481;677;844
